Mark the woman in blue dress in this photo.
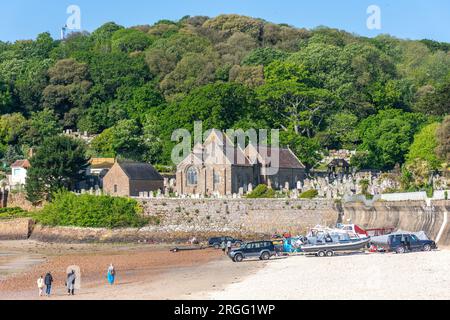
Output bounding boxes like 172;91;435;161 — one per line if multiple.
107;263;116;285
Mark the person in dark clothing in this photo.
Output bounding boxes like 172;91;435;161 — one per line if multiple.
44;272;53;297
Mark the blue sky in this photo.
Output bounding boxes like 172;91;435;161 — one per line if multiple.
1;0;450;42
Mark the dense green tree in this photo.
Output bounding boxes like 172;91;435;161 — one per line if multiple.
87;52;151;100
90;119;144;160
406;123;442;170
319;112;359;149
21;109;62;147
0;113;26;145
111;29;153;53
413;76;450;116
257;80;336;137
356;109;428;170
91;22;124;52
42;59;92;124
0;15;447;171
25;136;89;203
280;130;322;169
243;48;289;66
0;81;13;114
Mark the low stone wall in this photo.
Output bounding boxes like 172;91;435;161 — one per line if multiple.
1;198;449;246
29;225;257;244
6;192;43;211
0;218;35;240
28;199;338;243
139;198;338;236
343;200;450;247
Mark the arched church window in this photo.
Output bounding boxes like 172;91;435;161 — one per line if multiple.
187;167;198;185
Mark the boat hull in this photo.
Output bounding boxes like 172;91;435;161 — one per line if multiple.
301;238;371;253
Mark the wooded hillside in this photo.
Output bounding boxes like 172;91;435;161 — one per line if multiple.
0;14;449;171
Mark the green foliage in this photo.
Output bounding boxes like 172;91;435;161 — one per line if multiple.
90;119;145;160
359;179;370;196
25;136;90;203
111;29;153;53
280;130;322;169
406;123;442;170
299;189;318;199
436;116;450;165
356;109;428;170
21;109;62;147
0;207;31;220
36;191;148;229
243;48;289;66
0;15;446;169
246;184;276;198
401;160;433;192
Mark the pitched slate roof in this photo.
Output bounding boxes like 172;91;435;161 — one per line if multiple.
118;162;164;181
251;146;305;169
11;160;31;169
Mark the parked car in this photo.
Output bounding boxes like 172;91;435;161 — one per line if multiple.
387;234;437;254
229;241;276;262
208;236;243;249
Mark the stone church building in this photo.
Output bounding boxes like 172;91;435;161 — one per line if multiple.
176;130;306;196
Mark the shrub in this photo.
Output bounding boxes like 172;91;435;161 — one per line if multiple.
299;189;319;199
36;191;147;229
246;185;276;198
425;186;434;198
0;207;31;220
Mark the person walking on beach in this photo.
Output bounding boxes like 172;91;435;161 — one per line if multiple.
107;263;116;285
66;270;76;296
221;241;226;254
37;276;44;297
44;272;53;297
227;240;232;254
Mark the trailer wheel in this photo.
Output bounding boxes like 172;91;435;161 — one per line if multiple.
318;251;326;258
326;251;334;257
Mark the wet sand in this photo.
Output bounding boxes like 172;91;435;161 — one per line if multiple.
0;241;262;300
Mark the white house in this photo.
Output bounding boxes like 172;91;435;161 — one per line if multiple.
9;160;31;188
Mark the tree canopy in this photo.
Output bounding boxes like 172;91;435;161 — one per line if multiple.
0;15;447;173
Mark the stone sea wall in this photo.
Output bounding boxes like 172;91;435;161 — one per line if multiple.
0;218;35;240
1;197;449;246
139;198;338;236
343;200;450;247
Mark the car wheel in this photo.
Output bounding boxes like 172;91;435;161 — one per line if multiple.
326;251;334;257
261;252;270;261
214;244;220;249
396;246;406;254
234;254;244;263
318;251;326;258
423;244;432;252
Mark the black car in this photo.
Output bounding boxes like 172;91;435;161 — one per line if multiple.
208;236;243;249
388;234;437;254
229;241;276;262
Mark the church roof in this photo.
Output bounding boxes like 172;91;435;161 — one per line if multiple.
252;146;305;169
118;161;164;181
11;160;31;169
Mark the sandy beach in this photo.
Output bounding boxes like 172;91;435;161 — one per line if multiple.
204;250;450;300
2;240;450;300
0;240;262;300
